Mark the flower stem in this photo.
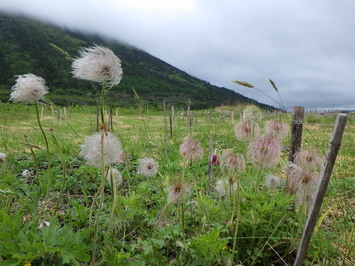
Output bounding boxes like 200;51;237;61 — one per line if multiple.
100;82;107;128
91;128;106;265
24;137;39;184
50;130;67;216
181;161;187;241
106;166;118;242
35;102;50;154
232;178;241;254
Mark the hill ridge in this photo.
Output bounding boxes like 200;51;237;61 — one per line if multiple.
0;12;274;109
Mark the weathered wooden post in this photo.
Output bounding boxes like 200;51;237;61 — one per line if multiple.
63;106;67;122
41;106;44;120
163;100;168;158
187;99;192;133
115;108;119;127
109;106;113;131
96;100;99;131
171;106;175;120
294;113;347;266
169;114;173;138
285;106;305;194
208;131;213;193
51;104;55;125
288;106;305;162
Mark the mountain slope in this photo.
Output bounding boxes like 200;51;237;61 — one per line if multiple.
0;13;273;109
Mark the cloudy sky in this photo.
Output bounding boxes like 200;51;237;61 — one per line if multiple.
1;0;355;110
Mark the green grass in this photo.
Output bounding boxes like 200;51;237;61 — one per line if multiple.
0;102;354;265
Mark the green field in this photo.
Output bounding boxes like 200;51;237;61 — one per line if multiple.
0;102;354;265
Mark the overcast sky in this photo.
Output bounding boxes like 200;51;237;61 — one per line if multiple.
1;0;355;110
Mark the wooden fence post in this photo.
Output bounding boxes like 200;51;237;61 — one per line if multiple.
288;106;305;162
293;113;348;266
187;99;192;133
163;100;168;159
169;114;173;138
208;131;213;193
109;106;113;131
96;100;99;131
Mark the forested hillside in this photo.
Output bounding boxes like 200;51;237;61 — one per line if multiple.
0;12;273;109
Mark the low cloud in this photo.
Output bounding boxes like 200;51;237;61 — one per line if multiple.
1;0;354;109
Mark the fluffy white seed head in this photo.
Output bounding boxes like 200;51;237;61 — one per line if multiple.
106;168;123;188
247;134;282;168
285;162;319;194
38;220;50;230
10;74;48;104
234;121;260;141
0;153;7;163
220;149;246;173
215;178;237;197
21;169;31;178
167;181;190;203
264;120;289;140
294;149;323;172
72;45;123;87
264;174;280;190
179;137;204;161
79;132;122;167
242;105;263;121
137;157;158;177
295;183;317;211
117;151;129;163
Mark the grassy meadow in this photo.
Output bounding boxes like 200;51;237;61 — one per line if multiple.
0;102;354;265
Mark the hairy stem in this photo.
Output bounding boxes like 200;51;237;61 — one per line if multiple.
91;129;106;265
51;130;67;216
35;102;50;154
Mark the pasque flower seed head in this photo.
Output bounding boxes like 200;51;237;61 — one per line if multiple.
79;132;122;167
72;45;123;88
10;74;48;104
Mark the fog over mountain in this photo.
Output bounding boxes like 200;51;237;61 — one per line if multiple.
1;0;355;110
